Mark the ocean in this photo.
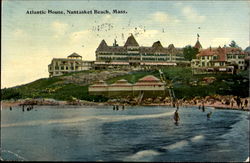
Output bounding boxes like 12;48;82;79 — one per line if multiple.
1;105;249;162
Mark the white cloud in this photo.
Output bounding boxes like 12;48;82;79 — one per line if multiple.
211;37;231;47
51;21;69;38
135;29;160;46
151;12;180;23
69;30;91;43
182;6;206;23
152;12;169;23
141;29;159;37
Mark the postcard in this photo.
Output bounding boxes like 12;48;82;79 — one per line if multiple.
1;0;249;162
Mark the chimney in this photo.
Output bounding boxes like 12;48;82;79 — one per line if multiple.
113;39;118;47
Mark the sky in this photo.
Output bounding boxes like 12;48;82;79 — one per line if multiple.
2;0;250;88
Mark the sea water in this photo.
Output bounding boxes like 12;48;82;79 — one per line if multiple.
1;105;249;162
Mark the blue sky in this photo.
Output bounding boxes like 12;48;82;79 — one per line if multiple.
2;0;250;88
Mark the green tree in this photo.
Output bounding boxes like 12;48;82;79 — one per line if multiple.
1;88;22;100
183;45;199;61
229;40;239;48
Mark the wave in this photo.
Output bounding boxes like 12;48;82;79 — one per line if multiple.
190;135;204;142
1;111;174;128
1;149;26;161
163;135;204;151
125;149;161;161
163;140;189;150
124;134;205;161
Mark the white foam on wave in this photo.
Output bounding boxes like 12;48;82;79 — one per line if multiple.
1;149;26;161
190;135;204;142
1;116;92;128
123;134;205;161
108;111;174;122
163;140;189;150
125;149;161;161
1;111;174;128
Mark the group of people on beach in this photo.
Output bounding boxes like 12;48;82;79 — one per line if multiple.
168;96;249;111
9;104;35;112
230;97;248;110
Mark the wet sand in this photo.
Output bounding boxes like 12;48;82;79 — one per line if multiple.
1;98;249;112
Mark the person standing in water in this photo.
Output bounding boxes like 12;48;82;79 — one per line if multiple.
202;101;205;112
174;109;180;124
207;111;212;120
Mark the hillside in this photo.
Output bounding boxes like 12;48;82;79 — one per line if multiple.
1;68;249;102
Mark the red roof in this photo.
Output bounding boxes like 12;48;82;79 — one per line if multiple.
197;47;244;62
111;79;132;86
90;80;108;87
197;48;218;57
138;75;161;82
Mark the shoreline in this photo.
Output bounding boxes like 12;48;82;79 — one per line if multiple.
1;98;249;112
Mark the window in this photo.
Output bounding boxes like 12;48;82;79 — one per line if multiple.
66;66;68;70
55;66;59;70
61;66;64;70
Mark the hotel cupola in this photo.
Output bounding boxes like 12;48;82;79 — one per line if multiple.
67;52;82;60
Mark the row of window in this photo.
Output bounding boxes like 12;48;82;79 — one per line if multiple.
227;55;245;59
98;57;174;61
201;56;218;60
238;61;245;64
201;62;225;66
97;53;180;56
54;62;81;66
54;66;78;70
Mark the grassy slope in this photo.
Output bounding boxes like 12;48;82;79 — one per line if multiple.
1;68;249;101
162;67;249;99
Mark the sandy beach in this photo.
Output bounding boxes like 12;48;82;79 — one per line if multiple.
1;96;249;112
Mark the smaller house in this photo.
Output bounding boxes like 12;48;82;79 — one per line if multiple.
88;75;166;98
133;75;165;91
48;53;94;77
191;46;247;74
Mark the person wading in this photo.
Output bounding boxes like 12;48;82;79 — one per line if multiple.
174;109;180;125
207;111;212;120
